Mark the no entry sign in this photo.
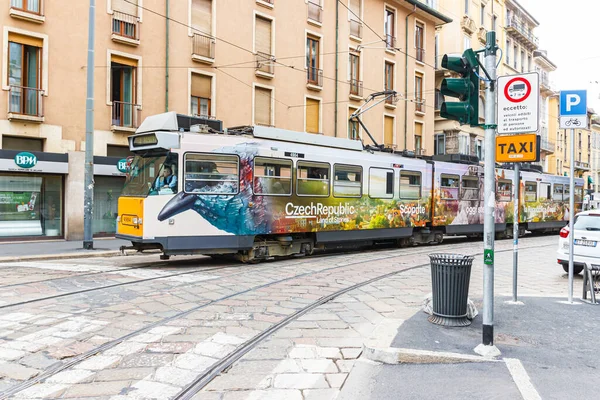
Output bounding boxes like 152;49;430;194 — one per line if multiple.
497;72;539;134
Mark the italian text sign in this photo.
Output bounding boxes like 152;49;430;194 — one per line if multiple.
497;72;539;134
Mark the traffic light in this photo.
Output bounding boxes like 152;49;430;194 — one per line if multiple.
439;49;480;126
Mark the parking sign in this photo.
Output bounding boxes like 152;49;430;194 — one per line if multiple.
559;90;587;129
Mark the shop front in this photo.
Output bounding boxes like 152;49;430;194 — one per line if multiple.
0;150;67;240
93;156;127;237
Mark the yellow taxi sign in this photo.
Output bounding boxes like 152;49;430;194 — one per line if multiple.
495;134;540;163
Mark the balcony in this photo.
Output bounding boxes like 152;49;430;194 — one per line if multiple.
255;51;274;79
415;47;424;63
540;138;555;153
307;67;323;90
575;161;590;171
7;86;44;123
460;15;476;35
349;79;363;99
111;11;140;46
350;19;362;40
506;18;539;49
111;101;140;132
9;0;44;23
256;0;274;7
415;97;425;113
385;34;396;51
477;27;487;44
192;32;216;64
307;1;322;25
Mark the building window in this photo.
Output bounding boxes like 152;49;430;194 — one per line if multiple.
384;61;394;104
414;122;423;152
107;145;132;158
476;139;483;160
111;57;138;127
385;8;395;49
349;107;359;140
190;73;211;118
464;0;469;14
349;0;362;37
8;35;43;117
415;74;423;113
513;44;518;69
527;55;532;72
112;0;139;40
415;22;424;62
349;51;360;96
506;40;510;65
434;134;445;155
10;0;41;14
306;97;320;134
434;34;439;69
459;134;470;155
254;86;273;126
480;3;485;25
464;35;471;51
2;136;43;151
306;36;321;85
191;0;214;59
307;0;323;23
521;50;525;73
435;89;443;110
384;115;394;147
255;15;273;75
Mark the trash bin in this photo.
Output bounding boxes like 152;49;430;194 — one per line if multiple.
428;253;474;327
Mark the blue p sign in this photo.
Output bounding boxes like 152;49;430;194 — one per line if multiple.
560;90;587;116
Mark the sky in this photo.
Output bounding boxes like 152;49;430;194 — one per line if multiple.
518;0;600;112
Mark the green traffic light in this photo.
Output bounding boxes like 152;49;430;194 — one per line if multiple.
441;102;474;125
441;78;474;100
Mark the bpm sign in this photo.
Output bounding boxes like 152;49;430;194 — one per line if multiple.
495;133;540;163
497;72;539;134
560;90;587;129
14;152;38;169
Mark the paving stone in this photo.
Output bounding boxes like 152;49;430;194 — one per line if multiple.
205;374;272;391
0;348;26;361
316;321;349;329
0;362;41;380
174;353;216;371
104;341;148;356
154;366;201;387
62;380;132;398
119;353;174;368
46;369;95;384
20;352;60;369
273;373;329;389
75;355;121;370
303;389;341;400
190;392;224;400
335;360;355;373
299;359;339;373
146;341;194;354
297;314;340;321
211;332;246;345
317;338;363;348
341;348;362;359
147;326;183;336
13;383;67;398
325;373;348;388
194;341;236;358
289;346;317;359
3;340;45;352
232;390;303;400
229;360;281;375
119;380;182;399
94;367;154;382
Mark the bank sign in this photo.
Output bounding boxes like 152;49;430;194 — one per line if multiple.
117;159;129;173
14;152;38;169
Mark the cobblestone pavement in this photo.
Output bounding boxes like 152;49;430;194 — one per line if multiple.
0;235;565;399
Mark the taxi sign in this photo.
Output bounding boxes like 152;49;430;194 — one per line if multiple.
495;134;540;163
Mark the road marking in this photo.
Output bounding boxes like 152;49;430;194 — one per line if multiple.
504;358;541;400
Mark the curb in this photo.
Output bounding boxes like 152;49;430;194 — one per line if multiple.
0;249;159;263
362;345;501;365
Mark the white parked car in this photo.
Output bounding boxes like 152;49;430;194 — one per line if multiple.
557;210;600;275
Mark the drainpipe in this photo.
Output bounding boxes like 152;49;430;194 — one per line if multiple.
165;0;170;112
334;0;339;137
404;5;417;151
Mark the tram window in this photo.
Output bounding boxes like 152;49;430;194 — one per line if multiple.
553;184;564;201
333;164;362;198
253;157;292;196
184;153;239;194
369;168;394;199
539;183;551;201
297;161;330;197
461;177;479;199
399;171;421;199
440;174;459;200
525;182;537;202
498;180;512;202
575;186;584;203
564;184;570;201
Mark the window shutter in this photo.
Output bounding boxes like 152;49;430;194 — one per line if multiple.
306;98;320;134
384;116;394;146
349;0;361;16
113;0;138;16
255;87;272;126
111;55;138;67
8;32;43;47
192;0;212;34
415;122;423;137
191;73;211;98
255;17;272;55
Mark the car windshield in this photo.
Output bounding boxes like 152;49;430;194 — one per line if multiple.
574;215;600;231
122;153;179;197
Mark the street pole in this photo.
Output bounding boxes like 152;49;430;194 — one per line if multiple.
568;128;575;302
482;31;497;346
512;162;519;302
83;0;95;250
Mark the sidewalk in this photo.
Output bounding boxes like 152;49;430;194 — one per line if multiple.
0;238;131;262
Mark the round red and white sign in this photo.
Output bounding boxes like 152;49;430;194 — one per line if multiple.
503;77;532;103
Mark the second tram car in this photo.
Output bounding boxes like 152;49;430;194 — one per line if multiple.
116;112;583;262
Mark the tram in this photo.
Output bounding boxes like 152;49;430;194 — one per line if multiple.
116;112;583;262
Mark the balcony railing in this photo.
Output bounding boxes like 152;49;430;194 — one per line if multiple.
8;86;43;118
415;97;425;113
349;79;363;97
416;47;424;63
350;19;362;38
575;161;590;170
506;18;539;47
192;32;216;61
255;51;274;76
307;67;323;87
112;101;140;129
434;90;443;110
112;11;139;41
540;138;555;153
385;34;396;50
307;1;322;23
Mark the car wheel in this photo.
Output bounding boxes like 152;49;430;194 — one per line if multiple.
562;264;584;275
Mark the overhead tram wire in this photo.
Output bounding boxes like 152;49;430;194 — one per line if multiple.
215;68;291;109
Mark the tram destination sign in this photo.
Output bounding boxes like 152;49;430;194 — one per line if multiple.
495;133;540;163
497;72;539;134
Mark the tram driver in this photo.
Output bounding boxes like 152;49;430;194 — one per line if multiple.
152;165;178;194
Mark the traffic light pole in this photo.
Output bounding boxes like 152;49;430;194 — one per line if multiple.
482;31;497;346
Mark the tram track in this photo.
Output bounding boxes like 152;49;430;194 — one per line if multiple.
0;241;555;399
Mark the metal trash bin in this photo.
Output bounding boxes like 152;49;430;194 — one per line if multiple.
428;253;474;327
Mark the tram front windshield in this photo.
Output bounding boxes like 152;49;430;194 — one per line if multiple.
122;152;179;197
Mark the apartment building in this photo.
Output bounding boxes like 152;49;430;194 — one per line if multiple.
534;49;557;172
0;0;450;241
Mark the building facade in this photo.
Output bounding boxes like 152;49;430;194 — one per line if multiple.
0;0;450;241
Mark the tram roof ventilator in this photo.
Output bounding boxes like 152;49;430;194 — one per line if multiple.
136;112;223;135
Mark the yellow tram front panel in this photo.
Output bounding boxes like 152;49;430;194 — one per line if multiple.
117;196;144;237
